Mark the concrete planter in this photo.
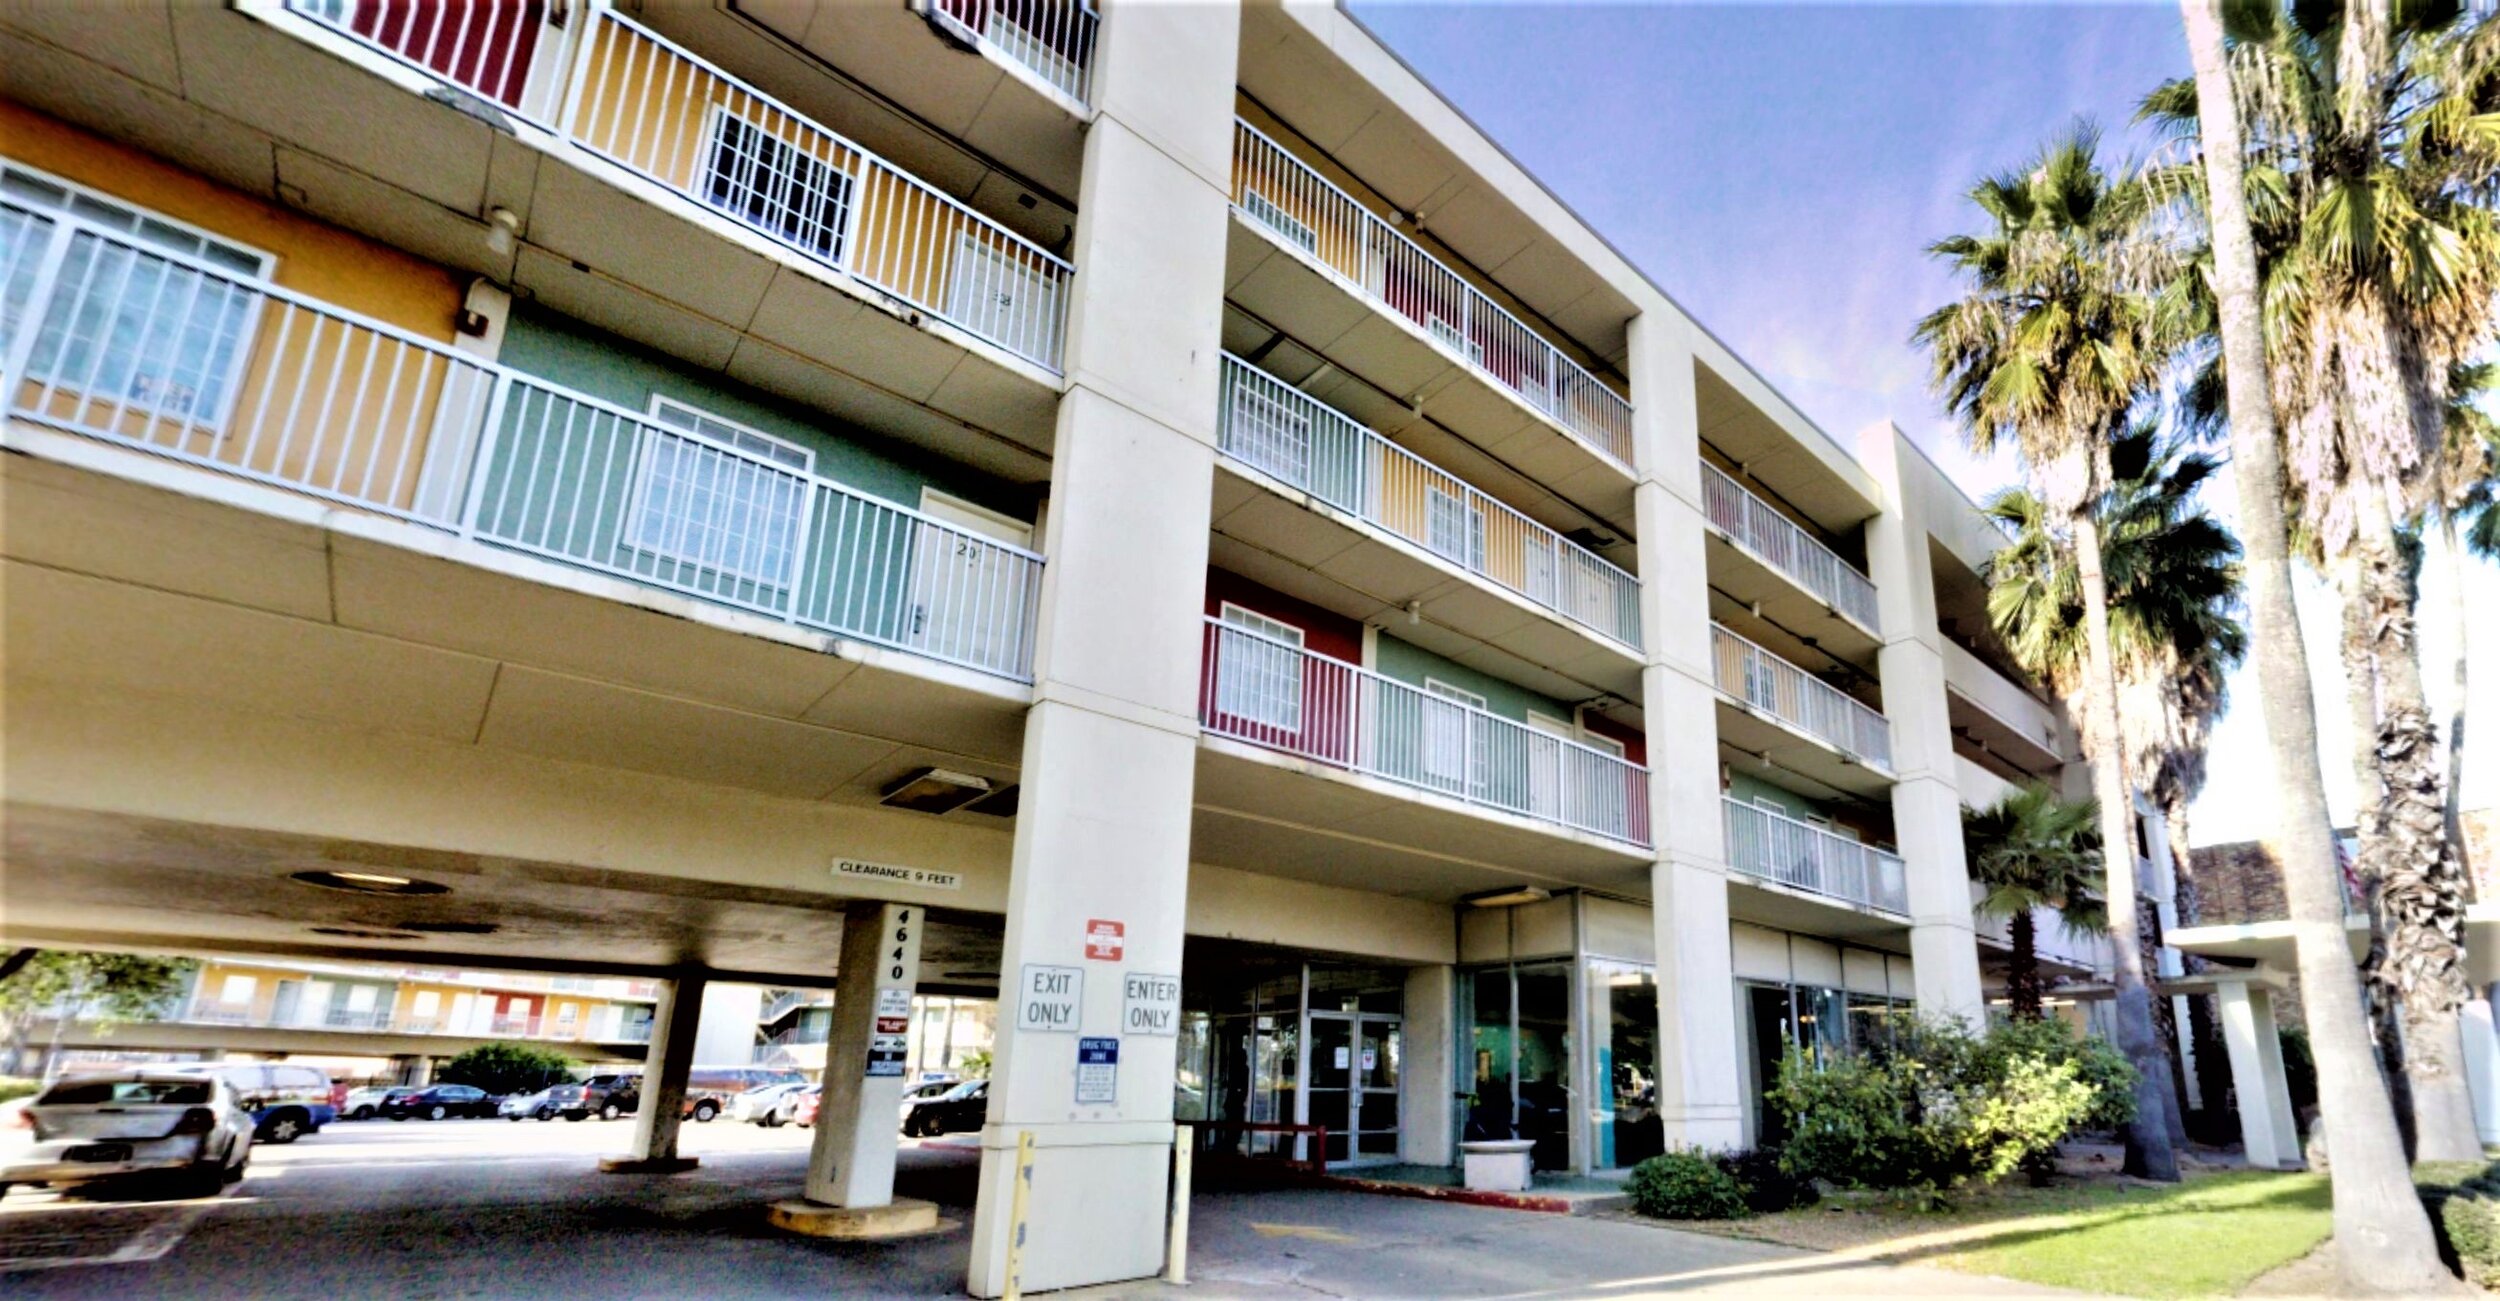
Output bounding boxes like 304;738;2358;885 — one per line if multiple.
1459;1138;1536;1192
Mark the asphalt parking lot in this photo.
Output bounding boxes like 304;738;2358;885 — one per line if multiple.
0;1114;2070;1298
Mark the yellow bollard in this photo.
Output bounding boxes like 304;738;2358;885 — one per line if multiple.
1167;1124;1193;1284
1003;1129;1036;1301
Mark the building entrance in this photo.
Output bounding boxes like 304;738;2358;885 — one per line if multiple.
1306;1011;1400;1165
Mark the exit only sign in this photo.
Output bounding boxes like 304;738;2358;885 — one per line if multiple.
1085;918;1124;962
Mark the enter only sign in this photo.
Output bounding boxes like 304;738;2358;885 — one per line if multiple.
1123;972;1179;1036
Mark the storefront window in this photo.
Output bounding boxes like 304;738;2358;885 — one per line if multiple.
1587;961;1659;1170
1466;962;1574;1170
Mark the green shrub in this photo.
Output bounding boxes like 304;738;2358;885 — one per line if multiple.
0;1077;39;1105
1771;1016;2134;1199
1628;1147;1751;1220
439;1042;577;1096
2415;1159;2500;1286
1718;1146;1819;1213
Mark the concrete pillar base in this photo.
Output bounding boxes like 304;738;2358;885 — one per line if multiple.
597;1155;700;1174
768;1196;945;1240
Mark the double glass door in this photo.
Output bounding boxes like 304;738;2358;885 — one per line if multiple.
1305;1012;1401;1166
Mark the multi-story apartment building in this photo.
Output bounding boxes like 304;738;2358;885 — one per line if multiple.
0;1;2124;1290
16;958;661;1077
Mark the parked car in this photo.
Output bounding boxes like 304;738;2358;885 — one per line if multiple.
896;1078;956;1121
778;1084;821;1129
583;1067;806;1122
734;1081;807;1126
499;1084;584;1122
577;1071;642;1122
341;1085;416;1121
901;1080;987;1137
382;1084;497;1120
166;1062;334;1144
1;1071;252;1200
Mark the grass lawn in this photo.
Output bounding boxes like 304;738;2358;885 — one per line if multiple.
1696;1169;2331;1299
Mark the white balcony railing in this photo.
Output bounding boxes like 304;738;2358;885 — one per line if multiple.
1721;797;1907;915
1709;625;1892;770
1975;902;2109;970
0;204;1044;682
1199;617;1652;848
1698;463;1879;631
285;4;1072;372
1230;120;1634;469
1220;355;1641;649
928;0;1100;105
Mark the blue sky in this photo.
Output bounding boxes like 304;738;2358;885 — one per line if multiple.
1349;0;2497;843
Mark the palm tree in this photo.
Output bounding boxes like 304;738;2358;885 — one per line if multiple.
1916;125;2183;1181
1964;787;2107;1021
2144;0;2500;1163
1982;428;2245;1138
2176;0;2455;1287
2433;362;2498;891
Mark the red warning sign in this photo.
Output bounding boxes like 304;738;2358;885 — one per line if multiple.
874;1015;909;1035
1085;918;1125;962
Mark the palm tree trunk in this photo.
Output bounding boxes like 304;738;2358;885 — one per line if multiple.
2138;892;2191;1148
2179;0;2457;1287
2440;516;2475;897
2071;508;2181;1181
2010;909;2042;1021
2338;555;2419;1149
2353;503;2481;1164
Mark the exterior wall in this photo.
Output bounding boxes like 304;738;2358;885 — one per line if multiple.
1723;770;1893;849
1372;634;1574;725
495;305;1028;522
5;102;470;514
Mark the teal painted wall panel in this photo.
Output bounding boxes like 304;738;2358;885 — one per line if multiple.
495;304;1028;519
1371;635;1574;725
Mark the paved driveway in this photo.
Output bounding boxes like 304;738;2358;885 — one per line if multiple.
2;1118;2074;1298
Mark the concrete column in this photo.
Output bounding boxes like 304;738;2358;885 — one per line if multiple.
1399;964;1456;1167
1627;310;1743;1149
1854;422;1986;1024
2460;1000;2500;1146
805;903;927;1208
962;5;1240;1295
694;982;764;1067
2214;978;2301;1169
602;972;704;1174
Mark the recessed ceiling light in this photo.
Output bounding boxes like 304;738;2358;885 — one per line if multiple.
1462;886;1553;909
879;767;991;815
290;869;450;896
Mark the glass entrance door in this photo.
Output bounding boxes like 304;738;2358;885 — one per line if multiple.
1305;1011;1401;1166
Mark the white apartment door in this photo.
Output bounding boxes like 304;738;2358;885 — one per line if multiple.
1526;712;1574;821
909;489;1034;676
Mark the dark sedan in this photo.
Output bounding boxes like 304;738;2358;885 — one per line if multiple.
381;1084;497;1120
900;1080;986;1137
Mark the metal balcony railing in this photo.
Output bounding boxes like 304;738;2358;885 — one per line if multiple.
1199;617;1652;848
1721;797;1907;915
1975;901;2109;970
1709;625;1892;770
284;3;1072;371
0;206;1045;682
1229;120;1634;469
1698;463;1879;631
929;0;1100;105
1220;355;1641;650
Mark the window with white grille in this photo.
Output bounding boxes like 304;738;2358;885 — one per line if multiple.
700;110;855;264
5;163;270;432
1226;371;1313;486
626;398;815;589
1241;189;1317;254
1424;484;1484;570
1217;604;1304;731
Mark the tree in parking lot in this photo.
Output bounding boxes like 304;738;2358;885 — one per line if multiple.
440;1042;578;1096
0;948;199;1077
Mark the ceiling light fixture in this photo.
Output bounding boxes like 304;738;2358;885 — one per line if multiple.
1462;885;1552;909
289;869;450;896
879;767;992;815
